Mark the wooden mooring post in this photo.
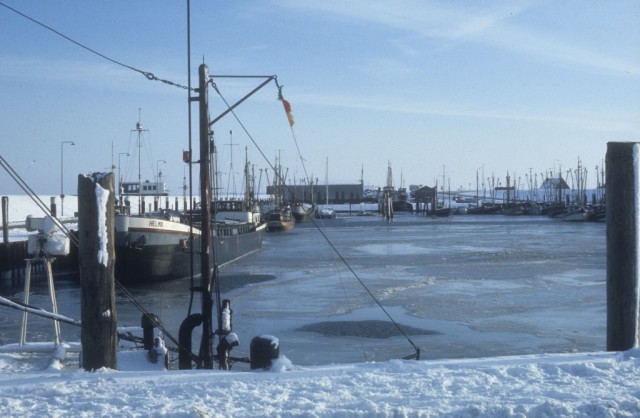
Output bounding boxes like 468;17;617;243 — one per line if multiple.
606;142;640;351
78;172;117;370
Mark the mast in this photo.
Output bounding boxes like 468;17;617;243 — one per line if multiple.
383;161;393;222
244;147;251;208
325;157;329;206
475;169;479;203
442;165;445;208
197;63;214;369
132;108;148;214
226;130;237;199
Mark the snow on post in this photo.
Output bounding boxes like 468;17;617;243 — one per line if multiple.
78;172;118;370
606;142;640;351
95;180;110;267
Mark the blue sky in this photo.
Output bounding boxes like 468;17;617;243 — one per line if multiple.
1;1;638;196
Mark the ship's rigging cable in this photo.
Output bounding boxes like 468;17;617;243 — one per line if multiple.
327;246;372;362
209;86;421;361
209;80;312;209
2;1;420;362
0;1;193;92
277;86;311;186
0;155;78;247
0;155;203;363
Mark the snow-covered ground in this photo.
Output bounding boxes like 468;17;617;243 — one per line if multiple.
2;195;639;417
0;348;638;417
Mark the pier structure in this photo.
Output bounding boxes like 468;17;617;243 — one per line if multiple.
606;142;640;351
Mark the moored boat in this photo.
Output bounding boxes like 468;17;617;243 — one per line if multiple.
563;206;591;222
291;201;316;222
434;206;455;217
114;116;264;283
266;206;295;231
318;206;336;219
502;203;525;216
114;210;199;282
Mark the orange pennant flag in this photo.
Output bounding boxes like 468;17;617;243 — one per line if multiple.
280;97;294;128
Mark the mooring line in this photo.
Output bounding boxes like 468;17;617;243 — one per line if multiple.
0;155;78;246
211;87;421;360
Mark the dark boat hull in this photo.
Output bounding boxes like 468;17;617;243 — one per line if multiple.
214;223;266;268
392;201;414;212
115;214;264;283
266;208;295;232
434;207;455;217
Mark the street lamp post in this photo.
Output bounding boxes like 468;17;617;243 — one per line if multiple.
60;141;75;217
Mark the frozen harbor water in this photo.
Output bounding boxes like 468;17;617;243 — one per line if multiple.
0;212;606;368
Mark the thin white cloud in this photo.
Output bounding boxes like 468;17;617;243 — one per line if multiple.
295;91;639;134
484;23;640;77
349;57;419;79
273;0;639;77
273;0;527;40
0;55;187;95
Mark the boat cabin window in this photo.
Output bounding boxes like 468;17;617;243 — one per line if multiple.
216;201;243;211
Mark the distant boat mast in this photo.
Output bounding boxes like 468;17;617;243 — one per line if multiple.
132;108;148;214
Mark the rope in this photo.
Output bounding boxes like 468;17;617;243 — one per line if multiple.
0;154;202;364
1;0;421;359
0;2;193;91
210;86;421;360
327;235;371;362
0;155;78;246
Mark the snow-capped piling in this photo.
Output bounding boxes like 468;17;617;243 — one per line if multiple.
606;142;640;351
250;335;280;370
78;172;117;370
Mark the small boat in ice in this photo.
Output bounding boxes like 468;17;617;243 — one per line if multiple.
266;206;295;231
434;206;455;217
318;206;336;219
319;159;337;220
265;155;295;232
291;201;316;223
563;206;591;222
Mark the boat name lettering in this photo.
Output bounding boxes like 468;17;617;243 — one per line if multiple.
149;220;163;227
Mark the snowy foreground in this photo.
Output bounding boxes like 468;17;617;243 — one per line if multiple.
0;349;639;417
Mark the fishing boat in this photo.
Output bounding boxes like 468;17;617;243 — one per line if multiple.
114;210;199;283
114;116;264;283
289;174;316;222
563;206;591;222
266;154;296;231
266;206;295;231
432;165;454;217
391;170;413;213
291;201;316;223
434;206;455;217
318;206;336;219
392;188;414;212
319;157;337;220
0;5;419;374
114;114;199;283
207;167;266;266
210;206;266;267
